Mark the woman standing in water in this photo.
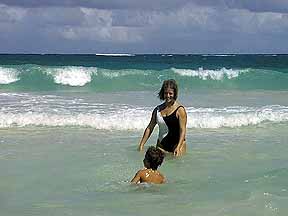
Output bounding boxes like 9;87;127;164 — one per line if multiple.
138;79;187;156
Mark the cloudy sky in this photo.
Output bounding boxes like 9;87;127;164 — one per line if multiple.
1;0;288;54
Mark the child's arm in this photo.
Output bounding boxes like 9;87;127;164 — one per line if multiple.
131;170;142;184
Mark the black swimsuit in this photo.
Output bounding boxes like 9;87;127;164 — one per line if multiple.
156;106;184;152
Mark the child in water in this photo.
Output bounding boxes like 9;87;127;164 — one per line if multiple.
131;146;165;184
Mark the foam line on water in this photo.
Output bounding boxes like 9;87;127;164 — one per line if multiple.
0;105;288;129
186;105;288;128
172;67;249;80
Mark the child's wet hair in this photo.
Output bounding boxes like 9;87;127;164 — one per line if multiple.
144;146;164;170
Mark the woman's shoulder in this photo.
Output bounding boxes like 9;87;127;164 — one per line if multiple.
175;102;186;110
175;102;186;117
156;103;166;111
153;103;165;112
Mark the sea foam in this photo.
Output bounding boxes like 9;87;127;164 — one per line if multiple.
0;110;150;130
186;105;288;128
172;67;248;80
95;53;135;56
46;66;97;86
0;105;288;129
201;54;236;57
99;68;150;78
0;67;19;84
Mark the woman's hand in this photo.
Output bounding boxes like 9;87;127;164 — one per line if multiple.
138;145;144;151
173;147;181;156
174;106;187;156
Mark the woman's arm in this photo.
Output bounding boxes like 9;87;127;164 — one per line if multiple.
138;108;157;151
174;106;187;156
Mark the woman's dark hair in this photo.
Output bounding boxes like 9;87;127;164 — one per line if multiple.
158;79;178;100
144;146;164;170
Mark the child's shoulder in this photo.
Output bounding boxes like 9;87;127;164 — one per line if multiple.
135;168;148;175
156;171;166;184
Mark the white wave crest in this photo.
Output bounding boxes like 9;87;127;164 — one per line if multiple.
186;105;288;128
100;69;150;78
0;105;288;130
201;54;236;57
0;109;150;130
172;67;248;80
95;53;135;56
0;67;19;84
46;66;97;86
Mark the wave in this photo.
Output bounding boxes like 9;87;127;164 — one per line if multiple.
45;66;97;86
172;67;248;80
201;54;236;57
100;68;151;78
186;105;288;128
0;64;288;90
0;67;19;84
0;110;150;130
0;105;287;130
161;54;174;57
95;53;135;56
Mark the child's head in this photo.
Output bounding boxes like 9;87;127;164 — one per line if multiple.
143;146;164;170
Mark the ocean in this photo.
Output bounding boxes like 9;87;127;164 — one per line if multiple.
1;54;288;216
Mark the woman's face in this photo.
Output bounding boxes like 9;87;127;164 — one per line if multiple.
164;87;175;103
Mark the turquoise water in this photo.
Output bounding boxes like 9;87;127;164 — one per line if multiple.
1;54;288;91
1;124;288;216
1;54;288;215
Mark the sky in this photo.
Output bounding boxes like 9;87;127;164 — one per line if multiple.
0;0;288;54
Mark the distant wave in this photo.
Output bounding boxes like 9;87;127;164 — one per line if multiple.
262;54;278;57
201;54;236;57
1;64;288;90
45;66;98;86
172;67;248;80
95;53;135;56
0;105;287;129
0;67;19;84
46;67;150;83
161;54;174;57
100;68;151;78
0;65;153;87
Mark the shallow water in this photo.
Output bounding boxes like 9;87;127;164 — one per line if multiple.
1;54;288;215
1;122;288;216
